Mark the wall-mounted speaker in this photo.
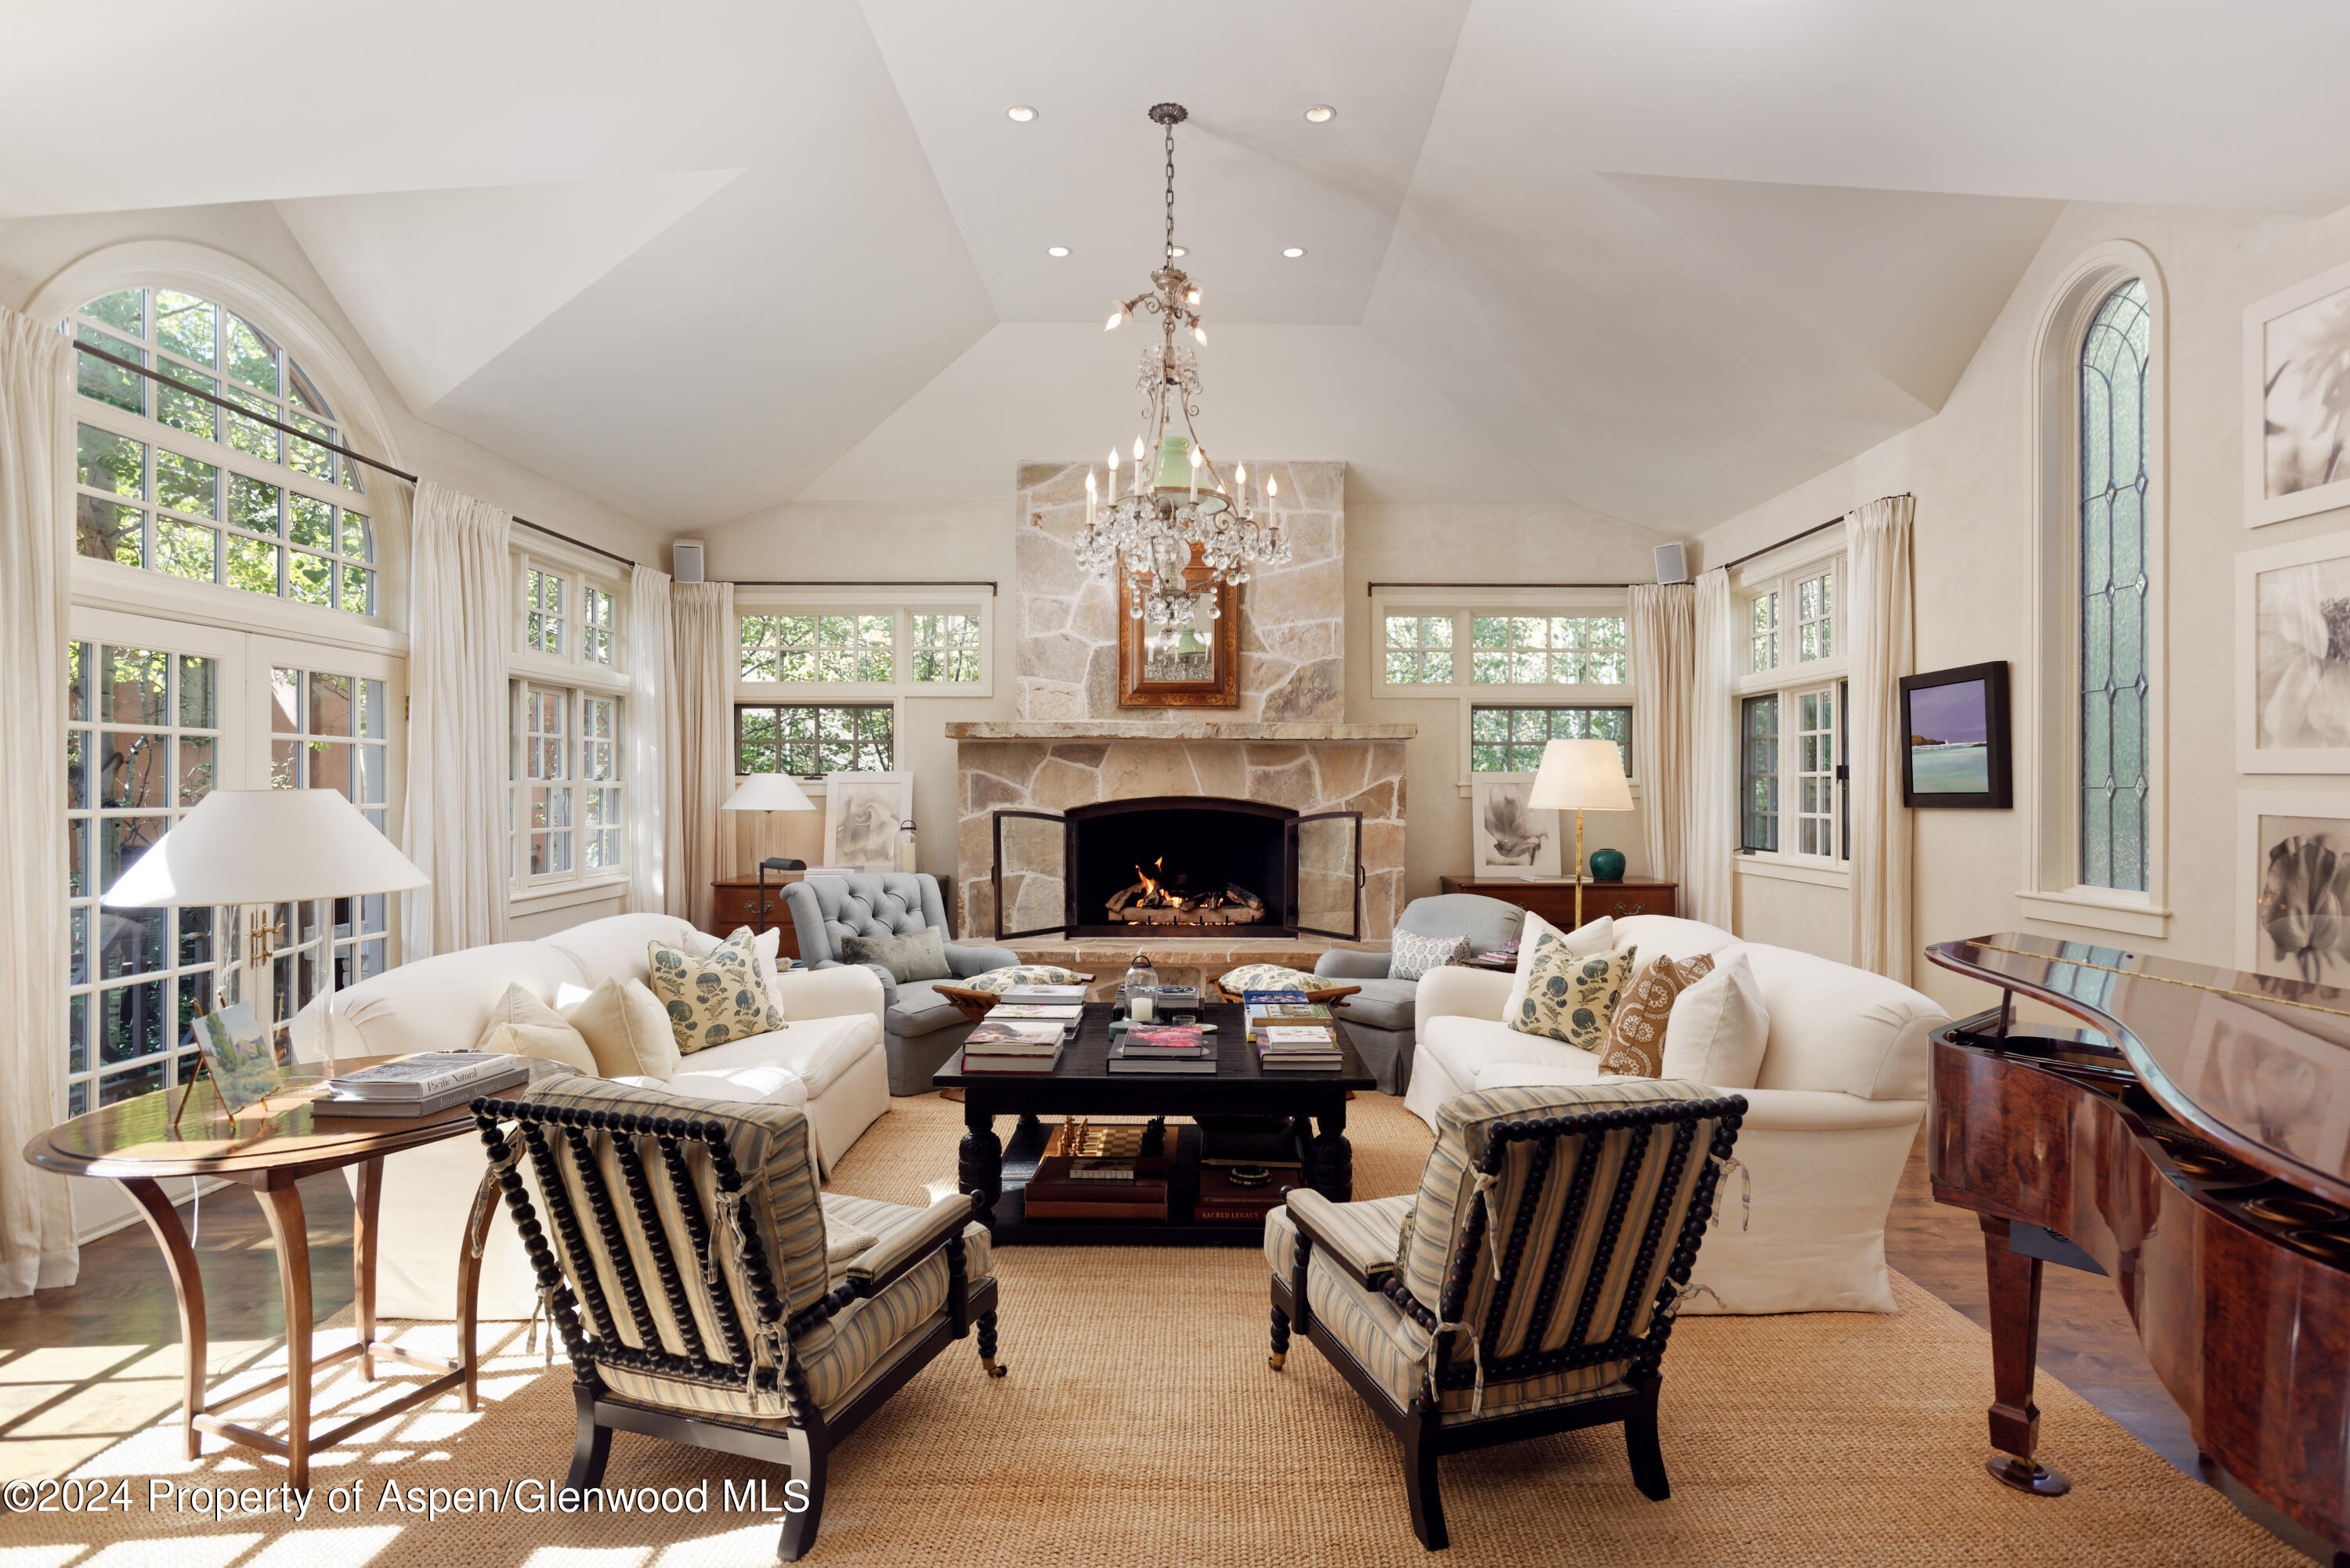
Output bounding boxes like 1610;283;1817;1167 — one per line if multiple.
1654;541;1689;585
672;540;707;583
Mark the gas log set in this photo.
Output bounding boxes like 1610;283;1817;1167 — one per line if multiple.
1105;857;1268;926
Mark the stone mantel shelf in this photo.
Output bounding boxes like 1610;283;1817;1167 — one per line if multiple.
945;721;1415;742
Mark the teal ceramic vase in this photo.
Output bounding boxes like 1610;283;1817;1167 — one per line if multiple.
1589;847;1626;883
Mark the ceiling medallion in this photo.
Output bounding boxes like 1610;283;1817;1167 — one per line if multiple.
1077;102;1290;631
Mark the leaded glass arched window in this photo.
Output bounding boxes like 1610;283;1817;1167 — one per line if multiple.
2078;278;2150;891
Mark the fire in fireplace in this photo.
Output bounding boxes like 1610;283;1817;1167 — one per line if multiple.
1106;857;1269;927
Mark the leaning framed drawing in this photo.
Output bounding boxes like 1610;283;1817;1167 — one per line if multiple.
1470;774;1562;879
2236;529;2350;771
2246;257;2350;529
822;771;913;873
2236;791;2350;983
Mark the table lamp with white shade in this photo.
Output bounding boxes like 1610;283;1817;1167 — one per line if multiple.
1528;738;1633;930
721;772;817;934
102;788;430;1120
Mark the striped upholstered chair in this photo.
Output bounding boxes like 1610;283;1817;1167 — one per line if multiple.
472;1073;1005;1561
1264;1080;1745;1549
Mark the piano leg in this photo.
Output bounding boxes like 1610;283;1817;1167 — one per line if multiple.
1979;1214;2071;1496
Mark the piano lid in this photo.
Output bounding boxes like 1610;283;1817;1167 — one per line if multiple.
1930;933;2350;1207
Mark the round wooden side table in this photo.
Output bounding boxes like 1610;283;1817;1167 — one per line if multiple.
21;1055;571;1491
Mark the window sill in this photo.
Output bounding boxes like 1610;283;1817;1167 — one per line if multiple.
2016;890;2172;941
510;876;632;916
1734;854;1851;889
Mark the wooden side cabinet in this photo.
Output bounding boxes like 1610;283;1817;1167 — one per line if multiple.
1439;876;1678;927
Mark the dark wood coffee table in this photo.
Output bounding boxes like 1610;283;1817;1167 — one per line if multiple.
935;1000;1375;1245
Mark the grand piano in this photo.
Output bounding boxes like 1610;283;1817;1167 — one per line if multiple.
1929;933;2350;1561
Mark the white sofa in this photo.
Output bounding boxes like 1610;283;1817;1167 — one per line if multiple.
291;912;891;1320
1405;915;1948;1315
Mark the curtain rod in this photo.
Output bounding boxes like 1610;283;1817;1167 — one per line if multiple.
70;338;642;571
730;580;999;595
1714;493;1914;576
1367;580;1633;596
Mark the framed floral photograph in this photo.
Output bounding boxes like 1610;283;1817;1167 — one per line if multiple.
1470;775;1561;879
822;771;913;873
2246;258;2350;529
2237;529;2350;772
2237;792;2350;983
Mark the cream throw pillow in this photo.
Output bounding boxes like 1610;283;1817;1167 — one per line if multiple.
563;977;682;1082
1504;912;1615;1023
1658;947;1770;1089
473;984;598;1074
1508;938;1638;1052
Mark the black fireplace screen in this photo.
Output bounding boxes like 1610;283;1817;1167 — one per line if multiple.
992;796;1361;941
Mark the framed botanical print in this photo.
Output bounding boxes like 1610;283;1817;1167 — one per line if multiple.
1470;774;1561;878
2237;529;2350;771
1115;558;1238;709
2247;258;2350;528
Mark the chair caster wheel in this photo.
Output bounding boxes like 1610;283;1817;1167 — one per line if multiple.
982;1359;1007;1378
1267;1353;1286;1371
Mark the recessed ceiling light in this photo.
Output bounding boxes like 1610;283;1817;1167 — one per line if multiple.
1007;105;1038;122
1303;104;1336;124
1047;246;1070;257
1170;245;1188;258
1282;247;1307;258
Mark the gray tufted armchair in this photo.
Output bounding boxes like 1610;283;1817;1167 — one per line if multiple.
1313;893;1525;1096
783;873;1021;1096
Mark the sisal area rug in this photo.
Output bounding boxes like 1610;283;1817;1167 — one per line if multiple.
9;1093;2307;1566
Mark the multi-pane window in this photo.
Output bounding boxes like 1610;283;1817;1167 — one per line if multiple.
63;641;222;1118
1748;591;1780;673
1795;570;1834;661
267;665;392;1015
910;613;982;683
739;614;894;683
582;696;623;869
1740;695;1780;852
1794;688;1837;857
1470;616;1626;685
582;585;616;666
526;569;566;657
1469;706;1632;775
63;290;375;616
2079;278;2151;893
519;684;573;876
735;703;894;776
1383;616;1456;684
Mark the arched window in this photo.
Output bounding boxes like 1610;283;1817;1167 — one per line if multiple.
2077;278;2150;891
63;287;378;617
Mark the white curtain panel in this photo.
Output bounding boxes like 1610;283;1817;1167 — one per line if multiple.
625;562;682;917
671;580;735;932
401;481;513;959
0;308;77;1296
1628;582;1697;886
1687;567;1737;929
1846;495;1917;983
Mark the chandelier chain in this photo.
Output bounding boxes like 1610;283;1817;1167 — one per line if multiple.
1163;119;1177;262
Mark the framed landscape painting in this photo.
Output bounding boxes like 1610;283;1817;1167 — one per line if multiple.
1898;662;2012;809
2247;258;2350;529
2237;529;2350;772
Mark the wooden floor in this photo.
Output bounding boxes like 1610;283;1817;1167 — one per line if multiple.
0;1132;2323;1562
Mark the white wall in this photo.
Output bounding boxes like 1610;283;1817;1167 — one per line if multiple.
1689;199;2348;1020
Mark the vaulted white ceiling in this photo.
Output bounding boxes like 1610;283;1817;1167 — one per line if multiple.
9;1;2350;533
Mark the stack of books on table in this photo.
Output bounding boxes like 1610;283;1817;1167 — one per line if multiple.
1107;1022;1217;1074
998;982;1088;1003
984;1000;1083;1026
958;1020;1068;1074
1243;990;1343;1071
316;1052;530;1117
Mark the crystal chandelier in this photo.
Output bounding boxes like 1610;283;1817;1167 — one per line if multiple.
1075;102;1290;630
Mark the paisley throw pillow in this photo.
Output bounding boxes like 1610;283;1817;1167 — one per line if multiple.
1507;936;1639;1052
960;964;1090;995
1596;953;1716;1077
1389;930;1473;983
646;930;787;1055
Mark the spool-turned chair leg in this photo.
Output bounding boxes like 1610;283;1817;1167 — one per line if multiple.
1625;1377;1670;1501
976;1310;1007;1378
1268;1302;1290;1370
1402;1402;1448;1551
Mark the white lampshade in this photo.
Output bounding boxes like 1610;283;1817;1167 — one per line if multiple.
102;789;429;908
723;773;816;813
1527;738;1632;813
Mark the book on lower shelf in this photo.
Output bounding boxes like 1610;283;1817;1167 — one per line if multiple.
1024;1120;1173;1218
1193;1163;1298;1223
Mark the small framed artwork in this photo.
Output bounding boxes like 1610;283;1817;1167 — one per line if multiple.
1470;774;1561;878
2238;529;2350;771
2247;257;2350;529
822;771;913;873
191;1002;286;1116
2237;793;2350;983
1115;555;1239;709
1898;662;2012;808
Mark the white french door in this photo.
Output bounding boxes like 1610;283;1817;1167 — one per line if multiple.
64;607;404;1121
